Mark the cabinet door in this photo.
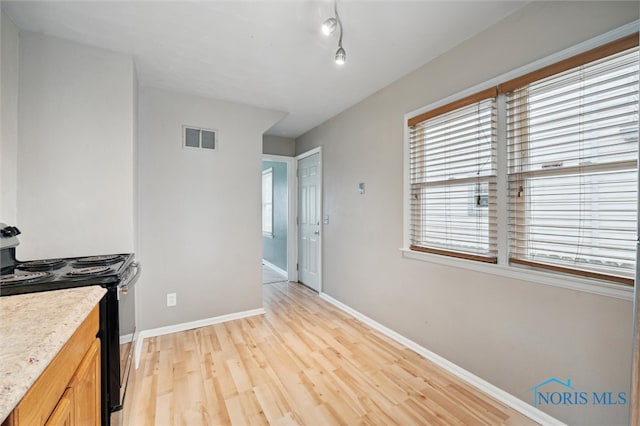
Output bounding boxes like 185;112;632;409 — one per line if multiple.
44;388;74;426
70;338;101;425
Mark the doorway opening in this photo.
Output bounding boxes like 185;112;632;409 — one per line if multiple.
262;154;296;285
260;149;322;292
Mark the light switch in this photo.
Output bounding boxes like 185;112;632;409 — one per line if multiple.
167;293;177;307
358;183;365;195
323;214;330;225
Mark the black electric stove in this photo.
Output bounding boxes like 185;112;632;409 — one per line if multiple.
0;253;135;296
0;225;140;426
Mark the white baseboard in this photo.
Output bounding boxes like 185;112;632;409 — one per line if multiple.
120;333;133;345
319;292;565;426
262;259;287;278
134;307;266;369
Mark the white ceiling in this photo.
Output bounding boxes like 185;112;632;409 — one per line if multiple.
2;1;527;138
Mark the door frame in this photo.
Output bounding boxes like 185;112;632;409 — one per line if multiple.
262;154;297;282
295;147;323;293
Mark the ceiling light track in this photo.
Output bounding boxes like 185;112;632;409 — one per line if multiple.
322;0;346;66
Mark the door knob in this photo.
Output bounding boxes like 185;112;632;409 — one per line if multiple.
314;230;320;235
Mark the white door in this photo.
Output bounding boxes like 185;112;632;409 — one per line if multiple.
298;153;320;291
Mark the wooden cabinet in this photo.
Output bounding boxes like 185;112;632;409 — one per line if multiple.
45;388;74;426
2;305;101;426
69;338;101;425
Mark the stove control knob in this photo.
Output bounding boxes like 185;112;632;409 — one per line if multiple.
1;226;20;237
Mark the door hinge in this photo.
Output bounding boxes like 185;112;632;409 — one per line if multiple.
296;263;299;271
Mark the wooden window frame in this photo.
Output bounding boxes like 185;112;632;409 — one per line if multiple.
504;34;638;287
405;31;639;287
407;88;498;263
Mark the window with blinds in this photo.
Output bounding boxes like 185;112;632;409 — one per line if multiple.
503;39;639;285
408;89;498;262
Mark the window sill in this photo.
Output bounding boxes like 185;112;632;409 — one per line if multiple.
400;248;633;301
263;233;274;239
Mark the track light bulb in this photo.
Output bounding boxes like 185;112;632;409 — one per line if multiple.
335;46;346;65
322;18;337;35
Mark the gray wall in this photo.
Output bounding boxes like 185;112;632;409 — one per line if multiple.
1;12;19;225
296;2;638;425
262;160;287;271
138;86;285;330
15;31;137;259
263;134;295;156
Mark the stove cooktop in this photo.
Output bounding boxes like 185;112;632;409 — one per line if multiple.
0;253;135;296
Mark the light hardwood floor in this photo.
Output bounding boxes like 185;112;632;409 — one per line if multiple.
124;282;538;425
262;264;287;285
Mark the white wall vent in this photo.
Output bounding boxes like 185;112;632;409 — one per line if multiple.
183;126;217;151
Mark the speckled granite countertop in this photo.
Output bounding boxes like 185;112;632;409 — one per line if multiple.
0;286;106;423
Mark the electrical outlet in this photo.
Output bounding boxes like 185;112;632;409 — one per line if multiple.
167;293;177;307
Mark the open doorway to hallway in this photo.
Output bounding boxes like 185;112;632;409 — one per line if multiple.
260;149;321;290
262;155;296;285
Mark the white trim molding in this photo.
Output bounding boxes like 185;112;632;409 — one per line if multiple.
120;333;134;345
295;146;322;161
134;308;266;368
319;291;566;426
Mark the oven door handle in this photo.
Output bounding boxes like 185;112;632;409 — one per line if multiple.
118;262;141;296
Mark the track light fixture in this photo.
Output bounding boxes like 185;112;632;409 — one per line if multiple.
335;46;346;65
322;0;346;65
321;17;336;36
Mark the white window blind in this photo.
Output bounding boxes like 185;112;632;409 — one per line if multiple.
408;90;498;262
505;44;639;285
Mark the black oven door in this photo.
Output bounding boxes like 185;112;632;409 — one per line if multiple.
108;261;140;426
117;262;140;405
